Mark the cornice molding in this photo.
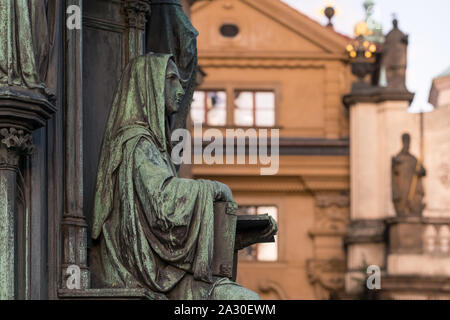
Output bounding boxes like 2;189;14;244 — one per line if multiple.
193;137;349;156
345;219;387;245
0;88;56;132
343;87;415;108
198;56;347;69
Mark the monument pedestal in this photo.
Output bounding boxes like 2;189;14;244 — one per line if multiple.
386;216;423;254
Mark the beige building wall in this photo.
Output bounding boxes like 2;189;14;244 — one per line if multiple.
346;98;420;295
350;101;421;221
424;72;450;218
344;68;450;299
190;0;352;299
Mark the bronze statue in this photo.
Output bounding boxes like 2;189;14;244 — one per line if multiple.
146;0;199;134
90;53;269;299
0;0;53;97
392;133;426;217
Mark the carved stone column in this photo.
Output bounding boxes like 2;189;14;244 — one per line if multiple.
0;92;55;300
60;0;89;290
124;0;150;62
0;129;33;299
307;192;349;299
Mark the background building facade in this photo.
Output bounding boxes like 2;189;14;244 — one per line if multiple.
190;0;450;300
190;0;353;299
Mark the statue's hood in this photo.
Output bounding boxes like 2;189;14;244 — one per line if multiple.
104;53;172;151
91;53;172;239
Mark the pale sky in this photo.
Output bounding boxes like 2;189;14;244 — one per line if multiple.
282;0;450;112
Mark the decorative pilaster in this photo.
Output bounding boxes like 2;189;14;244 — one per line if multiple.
310;192;349;236
124;0;150;62
60;0;89;290
307;192;349;299
306;259;346;300
0;0;56;300
0;128;33;300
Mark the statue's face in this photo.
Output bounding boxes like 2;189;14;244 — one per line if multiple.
165;60;184;116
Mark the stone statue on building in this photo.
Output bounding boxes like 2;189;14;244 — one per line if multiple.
381;18;409;91
392;133;426;217
90;53;270;299
361;0;384;43
0;0;54;98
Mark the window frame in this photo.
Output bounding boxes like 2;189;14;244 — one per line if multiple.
191;89;228;127
234;89;276;127
192;81;281;128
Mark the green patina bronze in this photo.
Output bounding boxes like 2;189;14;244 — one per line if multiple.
0;0;51;96
0;0;53;300
146;0;199;133
90;53;260;300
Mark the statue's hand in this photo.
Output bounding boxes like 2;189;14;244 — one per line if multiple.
418;167;426;177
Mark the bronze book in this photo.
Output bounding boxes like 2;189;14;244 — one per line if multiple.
212;202;237;279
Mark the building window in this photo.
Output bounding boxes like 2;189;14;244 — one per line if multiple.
237;205;278;262
190;89;276;127
234;91;275;127
220;24;239;38
191;90;227;126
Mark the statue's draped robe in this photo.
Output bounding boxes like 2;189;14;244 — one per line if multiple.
382;22;408;90
91;54;228;299
392;151;425;216
0;0;51;94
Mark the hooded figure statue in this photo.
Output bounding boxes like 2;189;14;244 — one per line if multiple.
90;53;259;300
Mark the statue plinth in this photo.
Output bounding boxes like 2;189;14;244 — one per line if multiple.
0;88;56;132
386;216;423;254
343;86;414;108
